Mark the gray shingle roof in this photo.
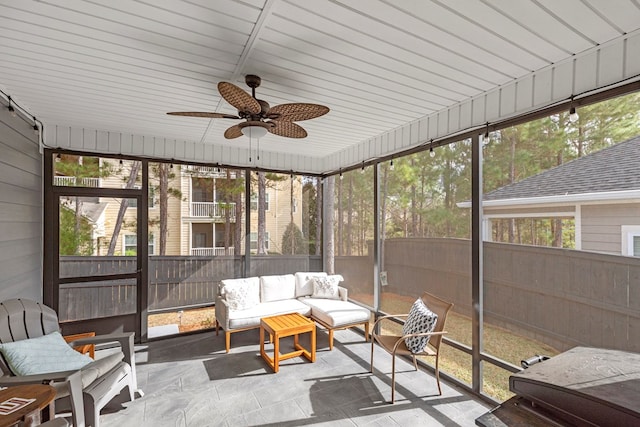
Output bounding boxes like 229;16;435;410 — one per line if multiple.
484;136;640;201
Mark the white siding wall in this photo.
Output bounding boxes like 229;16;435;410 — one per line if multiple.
581;203;640;255
0;104;43;301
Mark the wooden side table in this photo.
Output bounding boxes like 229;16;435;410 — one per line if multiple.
0;384;56;427
259;313;316;373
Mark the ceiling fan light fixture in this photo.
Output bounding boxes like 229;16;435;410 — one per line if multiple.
239;121;269;139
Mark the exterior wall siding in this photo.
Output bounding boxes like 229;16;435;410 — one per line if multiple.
0;105;43;301
581;203;640;255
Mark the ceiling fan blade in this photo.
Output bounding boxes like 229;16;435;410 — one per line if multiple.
218;82;261;115
268;121;307;138
267;103;329;122
224;124;243;139
167;112;239;119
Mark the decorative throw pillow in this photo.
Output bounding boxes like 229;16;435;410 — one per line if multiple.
0;331;93;376
295;272;327;297
402;298;438;354
221;278;260;311
311;275;342;299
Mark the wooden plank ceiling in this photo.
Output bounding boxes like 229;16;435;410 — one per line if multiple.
1;0;640;171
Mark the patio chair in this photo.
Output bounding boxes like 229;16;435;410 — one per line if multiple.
0;298;138;427
370;292;453;403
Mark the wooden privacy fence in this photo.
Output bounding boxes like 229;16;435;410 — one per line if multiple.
59;255;322;320
377;238;640;354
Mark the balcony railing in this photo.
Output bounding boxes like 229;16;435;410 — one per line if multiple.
54;176;100;187
183;165;237;179
191;247;235;256
191;202;236;218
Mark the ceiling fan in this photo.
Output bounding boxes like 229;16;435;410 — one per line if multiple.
167;75;329;139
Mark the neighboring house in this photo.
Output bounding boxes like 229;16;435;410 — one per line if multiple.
55;159;303;256
460;136;640;256
179;166;303;256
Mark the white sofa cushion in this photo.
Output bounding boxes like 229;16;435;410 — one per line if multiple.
294;272;327;297
260;274;296;302
302;298;370;328
221;277;260;310
228;299;311;329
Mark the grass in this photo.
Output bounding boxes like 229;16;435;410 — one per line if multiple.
148;291;559;402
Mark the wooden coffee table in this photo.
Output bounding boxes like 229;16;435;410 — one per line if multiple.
0;384;56;427
260;312;316;373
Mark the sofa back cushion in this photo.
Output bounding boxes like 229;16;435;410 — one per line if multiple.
260;274;296;302
220;277;260;311
295;272;328;297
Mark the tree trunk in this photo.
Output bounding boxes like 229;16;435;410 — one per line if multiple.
380;164;389;270
315;177;322;256
346;176;353;255
107;161;141;255
74;196;83;255
337;174;343;256
234;187;242;256
290;175;295;253
257;172;267;254
224;170;232;255
158;163;169;255
325;176;335;274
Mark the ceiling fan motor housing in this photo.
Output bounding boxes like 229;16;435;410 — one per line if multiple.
245;74;262;88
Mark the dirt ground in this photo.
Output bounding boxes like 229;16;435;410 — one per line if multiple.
148;306;216;333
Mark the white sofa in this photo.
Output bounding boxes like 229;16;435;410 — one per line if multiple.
215;272;370;353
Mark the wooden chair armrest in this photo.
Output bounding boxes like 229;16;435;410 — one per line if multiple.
64;332;96;358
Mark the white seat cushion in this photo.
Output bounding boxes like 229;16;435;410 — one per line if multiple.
228;299;311;329
302;298;370;328
52;350;126;398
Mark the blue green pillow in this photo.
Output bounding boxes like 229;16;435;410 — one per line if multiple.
0;331;92;375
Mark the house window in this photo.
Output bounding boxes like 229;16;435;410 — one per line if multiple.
250;231;270;251
621;225;640;256
124;235;136;255
148;187;156;208
193;232;207;248
250;193;270;211
124;234;154;255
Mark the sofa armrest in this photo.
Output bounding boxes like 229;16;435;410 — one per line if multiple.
215;294;230;330
338;286;348;301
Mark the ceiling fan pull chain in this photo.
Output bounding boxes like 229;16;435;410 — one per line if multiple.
257;138;260;161
249;136;252;162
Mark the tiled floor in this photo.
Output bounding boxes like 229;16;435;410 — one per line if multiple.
100;328;490;426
